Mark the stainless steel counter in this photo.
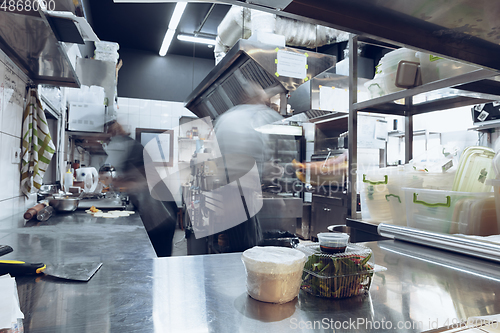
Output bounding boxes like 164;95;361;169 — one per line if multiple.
2;211;500;332
0;210;156;264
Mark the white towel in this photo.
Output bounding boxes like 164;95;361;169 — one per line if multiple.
20;87;56;197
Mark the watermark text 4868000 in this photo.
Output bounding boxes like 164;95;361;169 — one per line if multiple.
1;0;56;12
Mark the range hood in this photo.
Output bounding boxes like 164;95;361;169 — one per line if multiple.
184;39;336;119
0;0;86;87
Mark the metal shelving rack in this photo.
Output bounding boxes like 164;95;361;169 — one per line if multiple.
345;35;500;237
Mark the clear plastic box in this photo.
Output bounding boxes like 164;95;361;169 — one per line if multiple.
359;167;408;223
417;52;480;84
403;187;494;234
485;179;500;236
364;75;387;98
297;243;375;299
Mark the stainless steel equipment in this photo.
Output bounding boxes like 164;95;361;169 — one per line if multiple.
49;196;80;212
378;223;500;263
257;193;303;235
288;71;370;118
185;39;336;119
0;1;84;87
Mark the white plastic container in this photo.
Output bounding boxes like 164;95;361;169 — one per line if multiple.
359;167;404;223
417;52;480;84
403;187;493;234
63;170;73;193
364;75;386;98
486;179;500;236
241;246;306;304
412;170;456;190
94;41;119;52
380;48;419;74
379;48;420;94
459;195;497;236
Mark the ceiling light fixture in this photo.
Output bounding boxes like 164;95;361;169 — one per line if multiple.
159;2;187;56
177;34;216;45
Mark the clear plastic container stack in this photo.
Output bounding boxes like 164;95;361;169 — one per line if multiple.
417;52;480;84
364;47;419;98
379;48;419;94
403;187;494;234
94;41;119;64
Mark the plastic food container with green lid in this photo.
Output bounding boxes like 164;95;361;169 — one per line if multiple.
297;243;375;299
452;146;495;193
403;187;494;234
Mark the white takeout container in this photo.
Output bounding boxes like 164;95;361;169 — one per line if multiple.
241;246;306;304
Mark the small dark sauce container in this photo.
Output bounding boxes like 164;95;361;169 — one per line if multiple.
317;233;349;254
320;245;347;254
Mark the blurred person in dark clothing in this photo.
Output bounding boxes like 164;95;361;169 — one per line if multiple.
211;86;294;252
103;120;177;257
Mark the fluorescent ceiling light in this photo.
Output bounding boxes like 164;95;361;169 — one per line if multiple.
169;2;187;29
159;2;187;56
177;34;216;45
159;29;176;56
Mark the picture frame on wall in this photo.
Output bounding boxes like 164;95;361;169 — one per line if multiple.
135;128;174;167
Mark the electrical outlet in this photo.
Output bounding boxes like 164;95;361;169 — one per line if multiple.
11;147;21;164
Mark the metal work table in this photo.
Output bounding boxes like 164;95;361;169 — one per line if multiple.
0;210;156;264
1;208;499;333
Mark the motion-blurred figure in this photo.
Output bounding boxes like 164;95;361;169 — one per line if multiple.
103;120;177;257
211;86;291;252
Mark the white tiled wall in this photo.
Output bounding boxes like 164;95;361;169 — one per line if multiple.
116;97;197;205
0;50;37;222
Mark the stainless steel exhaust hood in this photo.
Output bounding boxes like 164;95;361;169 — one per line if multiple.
184;39;336;119
0;0;85;87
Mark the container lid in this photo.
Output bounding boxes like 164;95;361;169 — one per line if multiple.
297;244;374;278
241;246;306;274
317;233;349;246
485;179;500;186
452;146;494;192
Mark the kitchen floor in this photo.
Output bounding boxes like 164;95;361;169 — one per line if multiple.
171;228;188;256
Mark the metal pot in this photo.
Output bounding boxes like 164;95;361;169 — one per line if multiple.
99;164;117;186
49;196;80;212
38;184;59;200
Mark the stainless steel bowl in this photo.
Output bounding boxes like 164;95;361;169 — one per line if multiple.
49;196;80;212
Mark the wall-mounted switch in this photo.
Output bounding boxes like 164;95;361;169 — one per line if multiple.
11;147;21;164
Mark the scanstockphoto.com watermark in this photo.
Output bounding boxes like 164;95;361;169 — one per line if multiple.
289;318;423;331
290;317;500;331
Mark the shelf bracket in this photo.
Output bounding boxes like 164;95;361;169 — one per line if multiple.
404;97;413;163
348;34;358;219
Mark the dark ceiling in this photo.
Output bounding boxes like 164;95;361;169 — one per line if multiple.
87;0;231;59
